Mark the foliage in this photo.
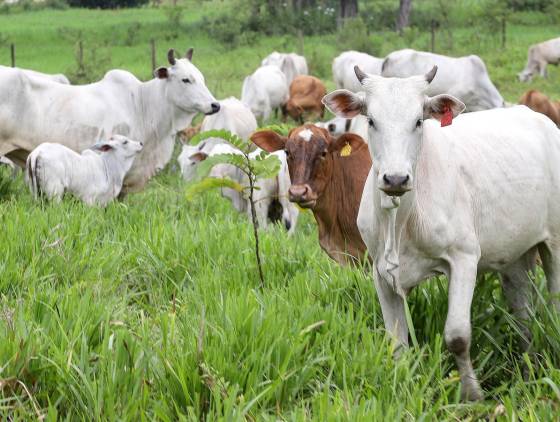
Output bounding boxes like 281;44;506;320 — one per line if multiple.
335;17;383;56
67;0;149;8
185;129;281;286
507;0;550;10
162;2;184;38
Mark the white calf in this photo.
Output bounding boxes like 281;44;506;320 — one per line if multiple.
26;135;142;207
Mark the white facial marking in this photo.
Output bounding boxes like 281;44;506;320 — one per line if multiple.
299;129;313;142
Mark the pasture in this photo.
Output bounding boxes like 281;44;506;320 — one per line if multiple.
1;1;560;419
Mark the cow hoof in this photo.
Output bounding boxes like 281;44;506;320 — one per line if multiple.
460;381;484;402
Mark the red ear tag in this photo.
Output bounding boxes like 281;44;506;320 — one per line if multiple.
440;105;453;127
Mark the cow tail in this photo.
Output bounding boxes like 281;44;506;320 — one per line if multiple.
27;153;39;199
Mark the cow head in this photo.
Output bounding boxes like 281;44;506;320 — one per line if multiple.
92;134;143;158
251;124;364;209
323;66;465;198
178;142;208;182
154;48;220;116
518;69;534;83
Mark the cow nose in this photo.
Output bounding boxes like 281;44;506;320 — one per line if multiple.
382;174;410;196
210;102;220;114
328;123;336;133
289;184;310;202
284;219;291;231
139;142;144;147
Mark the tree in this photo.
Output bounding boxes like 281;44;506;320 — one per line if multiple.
185;129;282;287
396;0;412;33
339;0;358;22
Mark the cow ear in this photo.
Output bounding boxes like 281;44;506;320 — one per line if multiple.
328;133;366;155
154;67;169;79
322;90;365;119
250;130;287;152
185;47;194;61
92;143;114;152
424;94;465;120
189;152;208;162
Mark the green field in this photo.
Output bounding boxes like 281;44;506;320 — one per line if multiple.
1;3;560;420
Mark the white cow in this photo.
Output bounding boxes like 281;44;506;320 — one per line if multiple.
332;51;384;93
0;65;70;84
180;142;298;233
262;51;308;85
318;115;368;140
26;135;143;206
323;66;560;401
0;48;219;193
382;49;504;111
518;37;560;82
241;65;289;121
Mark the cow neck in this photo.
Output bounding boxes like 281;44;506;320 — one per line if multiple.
100;153;128;193
135;79;175;142
313;151;365;263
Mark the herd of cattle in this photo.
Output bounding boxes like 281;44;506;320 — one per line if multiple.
1;35;560;402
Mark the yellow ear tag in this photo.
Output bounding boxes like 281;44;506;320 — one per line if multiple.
340;142;352;157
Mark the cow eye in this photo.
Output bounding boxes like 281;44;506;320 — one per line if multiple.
284;149;290;158
416;119;423;129
123;140;128;144
367;118;375;129
321;150;328;159
182;78;191;84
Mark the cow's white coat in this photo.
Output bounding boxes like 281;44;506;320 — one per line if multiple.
241;65;289;121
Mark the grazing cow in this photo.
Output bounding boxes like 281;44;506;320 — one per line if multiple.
26;135;143;206
180;142;298;233
0;65;70;84
519;90;560;126
283;75;327;123
0;48;219;193
332;51;384;92
518;37;560;82
241;65;289;121
252;125;371;265
382;49;504;111
324;65;560;401
262;51;308;85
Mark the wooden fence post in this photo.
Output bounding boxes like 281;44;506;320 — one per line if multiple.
10;43;15;67
501;17;506;49
150;39;156;73
430;20;436;53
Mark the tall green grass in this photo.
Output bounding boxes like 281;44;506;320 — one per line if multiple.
1;5;560;420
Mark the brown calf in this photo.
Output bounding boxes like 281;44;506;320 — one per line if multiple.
283;76;326;123
519;90;560;126
251;124;371;265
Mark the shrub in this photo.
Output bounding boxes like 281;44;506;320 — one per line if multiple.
67;0;149;9
336;17;383;56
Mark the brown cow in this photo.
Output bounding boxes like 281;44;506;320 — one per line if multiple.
251;124;371;265
519;90;560;126
283;76;326;123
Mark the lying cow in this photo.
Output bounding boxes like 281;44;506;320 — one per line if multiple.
382;49;504;111
0;48;219;193
179;142;298;233
241;65;289;121
26;135;142;207
518;37;560;82
519;89;560;126
332;51;383;93
251;125;371;265
261;51;308;85
324;65;560;401
283;75;326;123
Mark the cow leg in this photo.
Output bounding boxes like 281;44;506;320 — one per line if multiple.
500;250;536;355
538;242;560;311
539;62;548;78
445;253;482;401
374;268;408;354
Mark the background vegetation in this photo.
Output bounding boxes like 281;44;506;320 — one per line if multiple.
1;0;559;419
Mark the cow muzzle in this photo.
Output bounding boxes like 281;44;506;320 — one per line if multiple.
288;184;316;208
380;173;412;197
205;102;221;115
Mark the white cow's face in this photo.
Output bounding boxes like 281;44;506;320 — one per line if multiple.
323;66;465;198
155;49;220;117
92;134;143;158
178;143;208;182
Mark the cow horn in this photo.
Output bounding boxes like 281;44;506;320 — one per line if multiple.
354;66;367;84
185;47;194;61
425;65;438;83
167;49;177;65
